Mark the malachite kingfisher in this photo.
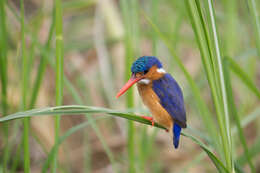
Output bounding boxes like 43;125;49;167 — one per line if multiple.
116;56;187;149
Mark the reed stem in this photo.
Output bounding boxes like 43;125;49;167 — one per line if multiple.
0;0;9;172
53;0;64;171
20;0;30;172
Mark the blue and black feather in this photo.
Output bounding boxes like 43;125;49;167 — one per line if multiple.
131;56;162;73
152;73;186;148
152;74;186;128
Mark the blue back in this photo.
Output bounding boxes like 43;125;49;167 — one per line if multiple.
152;73;186;128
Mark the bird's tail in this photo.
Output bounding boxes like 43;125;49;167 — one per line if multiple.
173;123;182;149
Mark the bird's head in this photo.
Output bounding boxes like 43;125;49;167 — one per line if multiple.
116;56;166;98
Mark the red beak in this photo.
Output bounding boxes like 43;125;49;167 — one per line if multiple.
116;74;142;98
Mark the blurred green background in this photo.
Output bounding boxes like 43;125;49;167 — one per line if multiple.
0;0;260;172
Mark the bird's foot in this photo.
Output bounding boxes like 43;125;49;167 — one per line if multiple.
141;116;154;126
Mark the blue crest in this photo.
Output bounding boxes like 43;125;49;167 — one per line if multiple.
131;56;163;73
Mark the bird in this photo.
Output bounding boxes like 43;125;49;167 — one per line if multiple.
116;56;187;149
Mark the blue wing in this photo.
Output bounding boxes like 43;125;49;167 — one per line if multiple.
152;73;186;128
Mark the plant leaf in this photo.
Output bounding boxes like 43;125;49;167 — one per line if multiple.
181;132;229;173
0;105;167;130
0;105;230;172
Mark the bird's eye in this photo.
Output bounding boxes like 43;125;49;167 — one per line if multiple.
144;70;148;74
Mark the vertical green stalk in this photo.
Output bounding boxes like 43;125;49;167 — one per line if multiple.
126;69;135;173
125;23;135;173
20;0;30;172
247;0;260;57
194;0;219;89
206;1;233;171
53;0;64;171
0;0;7;116
185;0;233;171
184;0;223;153
224;58;255;173
0;0;9;172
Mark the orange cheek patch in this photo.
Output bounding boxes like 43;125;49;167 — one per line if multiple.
144;66;164;80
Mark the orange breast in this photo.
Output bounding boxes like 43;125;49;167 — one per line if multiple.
137;83;173;129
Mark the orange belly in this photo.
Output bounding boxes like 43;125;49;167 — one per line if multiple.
137;83;173;129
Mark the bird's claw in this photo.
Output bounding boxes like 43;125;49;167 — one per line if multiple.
141;116;154;126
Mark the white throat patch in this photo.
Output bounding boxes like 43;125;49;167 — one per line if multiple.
138;79;150;84
157;68;166;73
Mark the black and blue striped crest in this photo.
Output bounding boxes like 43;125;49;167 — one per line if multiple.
131;56;162;73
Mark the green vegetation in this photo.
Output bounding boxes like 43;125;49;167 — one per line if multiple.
0;0;260;172
20;0;30;172
53;0;64;171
